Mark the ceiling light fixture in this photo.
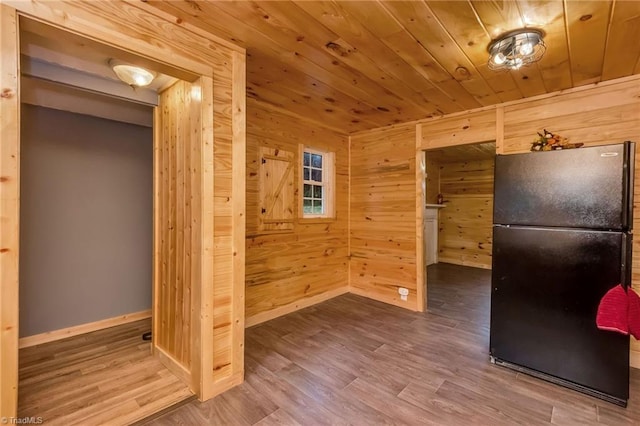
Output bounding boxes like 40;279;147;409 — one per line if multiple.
487;29;546;71
109;59;157;87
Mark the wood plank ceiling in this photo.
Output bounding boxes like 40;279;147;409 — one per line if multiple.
148;0;640;133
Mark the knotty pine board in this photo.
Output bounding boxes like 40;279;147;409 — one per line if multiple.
245;100;349;323
156;80;194;371
350;124;419;311
438;158;494;269
420;108;496;150
437;157;494;270
425;156;441;205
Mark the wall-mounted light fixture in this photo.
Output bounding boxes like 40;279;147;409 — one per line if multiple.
487;29;546;71
109;59;156;87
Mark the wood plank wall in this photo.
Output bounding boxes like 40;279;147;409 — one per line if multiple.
350;124;419;310
502;81;639;153
155;80;195;372
425;157;440;204
351;76;640;365
421;109;497;150
245;99;349;326
438;158;494;269
1;0;246;413
499;78;640;367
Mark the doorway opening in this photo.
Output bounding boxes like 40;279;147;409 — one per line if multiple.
423;141;496;313
16;17;199;424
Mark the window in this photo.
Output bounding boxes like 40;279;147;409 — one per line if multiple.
301;146;335;219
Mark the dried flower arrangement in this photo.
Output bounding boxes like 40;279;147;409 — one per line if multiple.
531;129;584;152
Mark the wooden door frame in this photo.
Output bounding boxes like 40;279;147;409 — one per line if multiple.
415;141;426;312
1;1;246;417
0;5;21;417
151;77;214;397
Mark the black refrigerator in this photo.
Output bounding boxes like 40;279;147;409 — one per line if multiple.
490;141;634;407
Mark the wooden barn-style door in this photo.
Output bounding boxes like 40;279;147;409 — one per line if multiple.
258;147;295;232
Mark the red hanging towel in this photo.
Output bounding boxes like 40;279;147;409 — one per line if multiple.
596;284;629;335
628;287;640;339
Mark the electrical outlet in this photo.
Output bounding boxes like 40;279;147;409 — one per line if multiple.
398;287;409;301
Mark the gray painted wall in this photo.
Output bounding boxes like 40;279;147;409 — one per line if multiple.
20;104;153;337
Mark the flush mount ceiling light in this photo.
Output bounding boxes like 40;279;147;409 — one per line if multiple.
109;59;157;87
487;29;546;71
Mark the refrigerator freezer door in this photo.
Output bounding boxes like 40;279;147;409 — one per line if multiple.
490;225;630;402
493;143;633;230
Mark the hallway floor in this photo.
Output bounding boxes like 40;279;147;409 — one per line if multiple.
19;319;193;425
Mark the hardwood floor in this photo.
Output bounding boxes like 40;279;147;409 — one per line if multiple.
18;318;193;425
147;262;640;425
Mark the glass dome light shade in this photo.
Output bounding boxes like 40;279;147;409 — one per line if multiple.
110;60;157;87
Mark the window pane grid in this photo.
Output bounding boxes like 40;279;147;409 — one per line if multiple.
302;150;325;216
304;166;322;182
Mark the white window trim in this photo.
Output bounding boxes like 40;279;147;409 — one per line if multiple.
299;145;335;220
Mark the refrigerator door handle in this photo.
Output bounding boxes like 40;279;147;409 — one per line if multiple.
622;233;633;290
623;141;635;230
